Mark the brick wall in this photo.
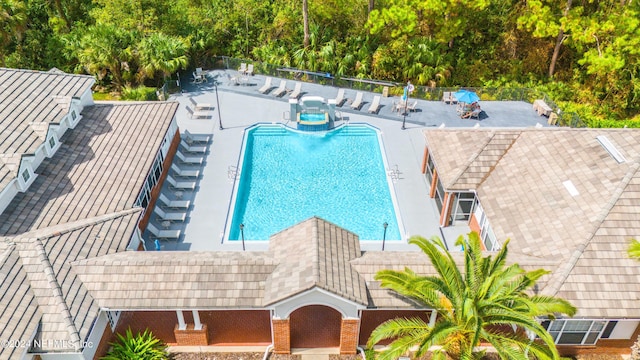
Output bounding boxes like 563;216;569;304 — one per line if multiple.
359;310;431;346
174;324;209;346
199;310;271;345
339;319;360;354
272;319;290;354
92;322;114;359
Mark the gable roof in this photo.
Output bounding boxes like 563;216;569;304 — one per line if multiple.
0;211;140;359
424;128;640;317
0;101;179;236
264;216;368;306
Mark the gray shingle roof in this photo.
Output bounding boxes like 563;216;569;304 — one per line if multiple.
0;211;140;358
264;216;368;306
424;128;640;317
0;101;179;236
0;68;95;191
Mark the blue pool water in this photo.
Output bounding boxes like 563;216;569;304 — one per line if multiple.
300;113;326;122
227;125;401;241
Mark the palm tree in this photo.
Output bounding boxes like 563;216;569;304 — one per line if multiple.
0;0;27;65
137;33;189;86
368;233;576;360
629;239;640;260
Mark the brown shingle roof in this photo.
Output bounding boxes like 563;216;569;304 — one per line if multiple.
0;101;179;236
72;251;278;310
264;217;368;306
424;128;640;317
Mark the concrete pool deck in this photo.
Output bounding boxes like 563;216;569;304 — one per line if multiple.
146;69;551;252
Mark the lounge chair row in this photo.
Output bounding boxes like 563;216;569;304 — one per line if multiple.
186;96;213;119
149;193;192;239
333;90;386;114
258;77;303;99
238;63;254;76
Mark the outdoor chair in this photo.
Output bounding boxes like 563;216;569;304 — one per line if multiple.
175;150;203;165
186;106;209;119
350;92;364;110
272;80;288;97
408;100;418;112
333;89;346;107
183;130;211;144
166;175;196;191
246;64;254;76
180;139;207;153
189;96;212;111
171;164;200;178
147;223;181;239
154;206;186;222
367;95;381;114
258;77;273;94
159;193;190;209
238;63;247;74
191;72;202;84
289;82;302;99
443;91;457;104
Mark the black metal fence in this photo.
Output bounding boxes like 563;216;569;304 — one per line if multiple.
189;56;586;128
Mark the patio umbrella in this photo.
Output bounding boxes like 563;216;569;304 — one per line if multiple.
454;89;480;104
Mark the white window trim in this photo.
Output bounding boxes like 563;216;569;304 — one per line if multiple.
546;319;608;345
17;161;37;192
68;104;83;129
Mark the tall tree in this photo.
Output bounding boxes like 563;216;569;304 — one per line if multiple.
0;0;27;65
137;32;189;85
368;233;576;360
302;0;309;48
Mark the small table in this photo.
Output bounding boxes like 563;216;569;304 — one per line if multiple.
161;221;171;229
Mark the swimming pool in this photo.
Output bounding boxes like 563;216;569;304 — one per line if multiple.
226;124;402;241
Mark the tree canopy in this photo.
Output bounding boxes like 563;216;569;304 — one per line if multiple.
2;0;638;123
368;233;577;360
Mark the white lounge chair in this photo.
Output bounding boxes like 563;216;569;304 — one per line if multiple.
289;82;302;99
154;207;186;222
159;193;190;209
408;100;418;112
367;95;381;114
175;150;203;165
238;63;247;74
246;64;254;76
147;223;180;239
258;77;273;94
189;97;212;111
192;72;202;84
183;130;211;144
334;89;346;107
180;139;207;153
350;92;363;110
171;164;200;178
443;91;457;104
166;175;196;191
272;80;288;97
186;106;209;119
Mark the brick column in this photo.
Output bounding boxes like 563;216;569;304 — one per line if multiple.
174;324;208;345
339;318;360;354
272;318;291;354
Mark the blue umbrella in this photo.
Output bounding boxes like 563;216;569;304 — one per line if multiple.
454;89;479;104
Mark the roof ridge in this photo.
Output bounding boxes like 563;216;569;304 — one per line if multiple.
15;207;143;241
312;217;321;284
541;160;640;297
33;237;82;350
476;131;521;187
447;130;497;187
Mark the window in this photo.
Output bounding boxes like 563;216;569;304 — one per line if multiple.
544;319;608;345
451;192;476;223
134;152;165;209
71;110;77;121
48;136;56;148
21;169;30;182
425;154;436;184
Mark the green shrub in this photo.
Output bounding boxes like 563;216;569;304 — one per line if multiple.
121;86;159;101
102;328;168;360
